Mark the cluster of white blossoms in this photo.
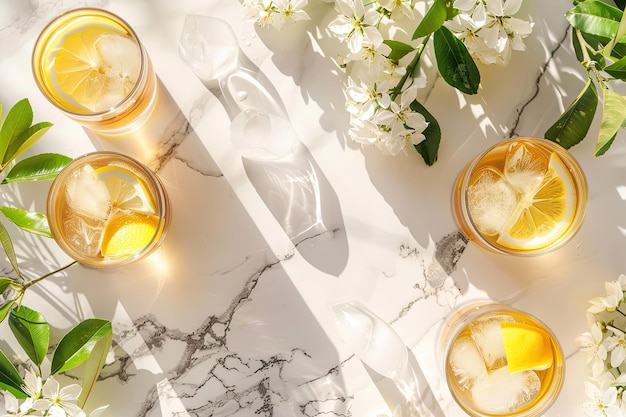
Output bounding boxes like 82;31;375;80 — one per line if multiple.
445;0;534;66
578;275;626;417
0;369;107;417
242;0;533;156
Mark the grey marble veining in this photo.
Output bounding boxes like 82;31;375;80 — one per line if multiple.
0;0;624;416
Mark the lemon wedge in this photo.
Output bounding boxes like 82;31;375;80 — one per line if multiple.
92;166;155;214
54;27;140;111
496;152;576;250
100;211;159;258
500;321;554;373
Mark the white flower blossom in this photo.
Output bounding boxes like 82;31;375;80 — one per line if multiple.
446;0;533;66
581;276;626;415
21;369;42;400
1;392;34;417
345;78;391;120
582;383;623;417
605;326;626;368
328;0;383;54
242;0;309;29
35;378;83;417
244;0;532;156
579;322;609;378
589;281;624;313
377;0;414;20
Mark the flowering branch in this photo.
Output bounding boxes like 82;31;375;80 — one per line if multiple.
578;274;626;416
241;0;533;164
0;99;111;417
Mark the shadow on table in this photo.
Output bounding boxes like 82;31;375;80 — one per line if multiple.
84;74;348;276
5;87;352;416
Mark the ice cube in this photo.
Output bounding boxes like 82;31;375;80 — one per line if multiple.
503;142;547;194
63;212;105;257
467;168;518;236
470;315;515;371
449;335;488;390
471;367;541;414
94;33;141;110
65;165;111;219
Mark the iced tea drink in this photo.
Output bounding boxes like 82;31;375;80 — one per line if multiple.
32;8;157;134
47;152;169;267
453;137;587;255
440;303;564;417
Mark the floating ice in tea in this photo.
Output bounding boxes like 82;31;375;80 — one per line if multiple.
440;303;564;417
47;152;169;267
453;138;587;255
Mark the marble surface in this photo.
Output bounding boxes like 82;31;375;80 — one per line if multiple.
0;0;625;416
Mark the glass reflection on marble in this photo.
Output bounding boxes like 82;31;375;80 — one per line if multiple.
178;14;348;275
333;300;431;416
178;14;285;120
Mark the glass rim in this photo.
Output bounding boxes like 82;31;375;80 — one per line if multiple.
456;137;588;256
31;7;148;119
440;302;566;417
47;150;169;268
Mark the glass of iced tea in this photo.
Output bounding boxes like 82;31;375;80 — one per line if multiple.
452;137;587;255
32;8;158;134
439;302;565;417
47;152;170;267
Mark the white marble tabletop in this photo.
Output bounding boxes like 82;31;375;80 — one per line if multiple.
0;0;624;416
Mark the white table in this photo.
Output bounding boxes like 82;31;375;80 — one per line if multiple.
0;0;622;416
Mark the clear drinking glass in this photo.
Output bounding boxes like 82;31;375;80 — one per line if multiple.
438;302;565;417
452;137;587;255
32;8;158;134
47;152;170;267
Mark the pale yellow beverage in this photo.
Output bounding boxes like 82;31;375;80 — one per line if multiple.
47;152;170;267
32;8;158;134
439;303;564;417
453;137;587;255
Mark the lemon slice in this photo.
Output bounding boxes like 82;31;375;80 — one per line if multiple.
500;321;554;373
54;27;140;111
496;152;576;250
92;166;156;214
100;211;159;258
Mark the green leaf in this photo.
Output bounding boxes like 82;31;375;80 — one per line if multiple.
0;276;13;294
0;99;33;166
595;88;626;155
0;221;23;279
0;349;27;399
410;100;441;165
0;207;52;238
9;305;50;367
51;319;112;375
78;330;112;408
413;0;447;39
0;299;15;324
545;78;598;148
566;1;625;42
2;122;53;166
433;26;480;95
383;40;415;63
605;54;626;78
572;29;606;65
603;0;626;54
2;153;72;184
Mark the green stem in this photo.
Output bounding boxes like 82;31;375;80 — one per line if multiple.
390;34;431;101
22;261;78;291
